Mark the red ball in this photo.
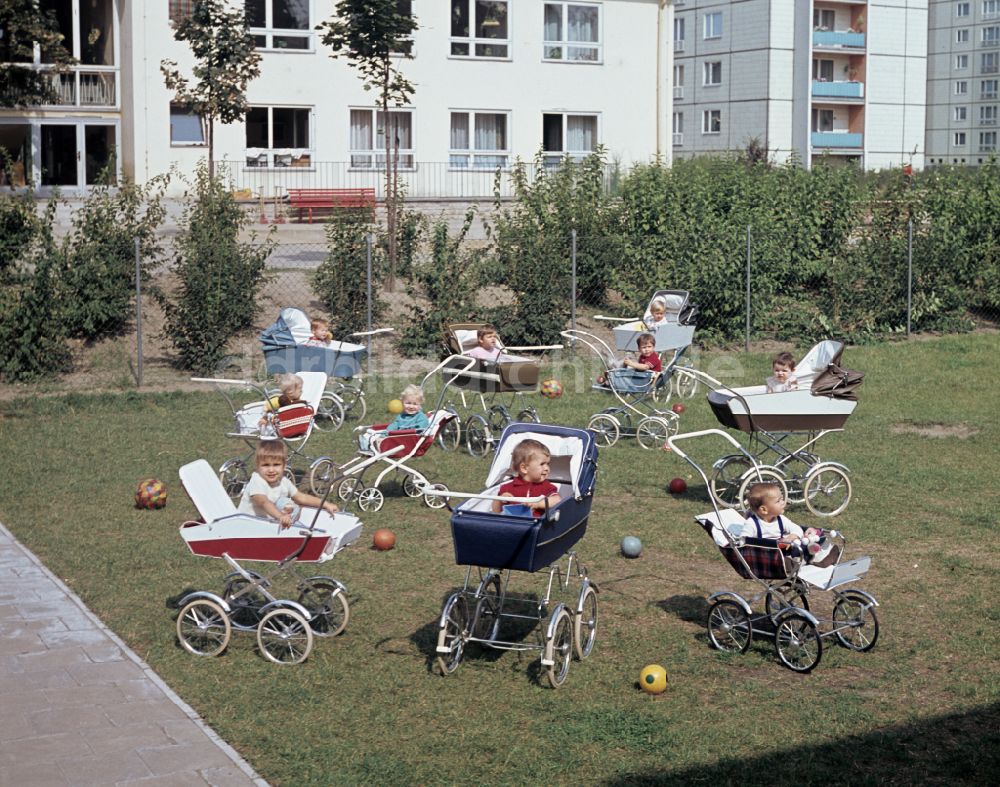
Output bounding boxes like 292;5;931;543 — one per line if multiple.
671;403;685;414
668;477;687;494
373;528;396;551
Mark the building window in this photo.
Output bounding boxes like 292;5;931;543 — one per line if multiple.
673;64;684;98
954;131;967;145
349;108;414;169
980;105;998;124
956;2;970;17
674;16;685;50
703;61;722;86
543;3;601;62
812;58;834;81
541;112;598;166
391;0;415;55
245;106;311;167
246;0;310;50
979;130;997;150
983;52;1000;72
985;0;1000;17
451;0;509;58
170;103;205;146
813;9;835;30
956;80;969;94
672;111;683;145
449;111;509;168
811;108;834;132
955;106;968;121
957;28;970;43
984;26;1000;44
702;109;721;134
956;54;969;69
703;11;722;40
982;78;999;98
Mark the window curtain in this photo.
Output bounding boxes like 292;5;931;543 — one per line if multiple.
566;116;595;152
544;5;561;40
378;112;412;149
474;114;505;150
567;5;597;43
450;113;470;149
351;110;372;150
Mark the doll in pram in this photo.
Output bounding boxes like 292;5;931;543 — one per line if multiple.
439;323;562;457
193;372;334;500
676;340;862;517
667;430;879;673
423;423;599;688
260;306;393;430
174;459;362;664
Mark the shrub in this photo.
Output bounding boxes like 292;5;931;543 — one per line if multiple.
0;187;39;281
312;207;383;336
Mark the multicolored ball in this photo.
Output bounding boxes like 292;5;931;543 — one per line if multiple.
540;379;563;399
135;478;167;509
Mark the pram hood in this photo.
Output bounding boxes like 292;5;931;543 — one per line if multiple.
484;422;596;500
811;363;865;401
644;289;697;326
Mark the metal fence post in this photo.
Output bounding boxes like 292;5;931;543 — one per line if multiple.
570;229;578;334
745;225;751;353
134;237;143;388
366;232;373;378
907;217;913;337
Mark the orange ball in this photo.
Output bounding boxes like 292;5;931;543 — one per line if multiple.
373;528;396;551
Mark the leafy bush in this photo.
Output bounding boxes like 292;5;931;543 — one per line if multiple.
312;207;383;336
161;164;272;374
0;187;39;281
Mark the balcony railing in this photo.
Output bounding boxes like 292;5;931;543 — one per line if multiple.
811;132;863;148
47;68;117;108
981;38;1000;48
674;40;685;52
812;80;865;98
981;117;998;125
672;133;683;146
812;31;865;49
979;144;997;152
673;86;684;99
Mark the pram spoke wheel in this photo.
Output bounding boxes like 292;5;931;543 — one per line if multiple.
436;594;470;675
709;455;753;508
308;457;337;497
774;612;822;673
779;452;820;505
765;582;810;620
471;573;502;642
636;416;677;450
357;486;384;512
832;591;879;652
803;466;852;518
257;608;314;665
544;607;574;688
437;411;461;451
706;600;752;654
298;578;350;638
574;585;598;660
587;414;620;448
673;370;699;399
338;477;364;503
737;467;788;511
219;459;250;500
516;408;540;424
402;474;424;498
314;393;345;432
333;384;367;423
177;599;232;657
223;575;267;630
465;415;492;457
487;404;511;433
424;483;450;509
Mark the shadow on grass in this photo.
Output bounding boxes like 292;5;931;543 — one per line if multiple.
603;702;1000;786
655;594;709;625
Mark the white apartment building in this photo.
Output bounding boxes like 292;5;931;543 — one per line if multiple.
925;0;1000;165
671;0;928;170
0;1;679;196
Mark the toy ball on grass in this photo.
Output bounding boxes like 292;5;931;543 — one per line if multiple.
620;535;642;558
540;379;563;399
135;479;167;510
639;664;669;694
373;528;396;551
671;403;685;414
387;399;404;415
668;477;688;495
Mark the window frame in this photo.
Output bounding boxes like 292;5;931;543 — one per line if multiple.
246;0;313;52
983;26;1000;44
953;131;967;145
450;0;511;60
448;109;511;170
702;108;721;134
703;60;722;86
542;2;602;64
956;54;969;69
980;104;998;124
672;111;683;146
983;52;1000;73
957;28;970;43
703;11;722;40
979;130;997;150
981;78;999;99
985;0;1000;17
244;105;314;169
956;2;971;18
955;106;968;121
541;111;600;167
956;80;969;95
169;102;206;147
348;107;416;171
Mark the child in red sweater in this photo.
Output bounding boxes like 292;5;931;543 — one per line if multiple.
492;438;561;517
598;332;662;384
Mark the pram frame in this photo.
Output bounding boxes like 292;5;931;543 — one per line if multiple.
666;429;879;672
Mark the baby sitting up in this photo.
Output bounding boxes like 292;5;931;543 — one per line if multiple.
492;438;561;518
358;384;430;452
729;481;804;542
258;373;306;430
239;440;337;528
304;317;333;348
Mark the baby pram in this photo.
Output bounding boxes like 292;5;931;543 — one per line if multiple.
260;306;393;430
594;289;700;400
665;429;879;673
193;372;333;499
560;329;679;449
424;423;599;688
440;324;562;457
174;459;362;664
677;340;862;517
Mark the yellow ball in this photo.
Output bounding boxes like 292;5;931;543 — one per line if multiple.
268;396;281;411
639;664;668;694
387;398;403;414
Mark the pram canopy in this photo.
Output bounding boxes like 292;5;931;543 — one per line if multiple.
613;290;697;352
449;423;598;572
261;307;367;379
442;323;541;393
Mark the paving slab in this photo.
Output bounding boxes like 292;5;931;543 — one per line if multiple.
0;522;266;787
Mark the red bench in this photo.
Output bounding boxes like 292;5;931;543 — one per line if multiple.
286;188;377;223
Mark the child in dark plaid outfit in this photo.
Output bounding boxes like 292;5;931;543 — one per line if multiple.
729;482;804;543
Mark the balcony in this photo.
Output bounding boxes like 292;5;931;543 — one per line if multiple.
981;117;998;125
811;132;863;148
674;40;685;52
812;80;864;98
813;31;865;49
979;144;997;152
45;68;117;108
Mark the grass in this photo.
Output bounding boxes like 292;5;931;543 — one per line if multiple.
1;334;999;785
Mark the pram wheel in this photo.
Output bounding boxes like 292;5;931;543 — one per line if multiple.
402;474;424;497
765;582;810;620
314;393;345;432
779;452;820;505
437;411;461;451
709;455;753;508
308;457;337;497
774;611;822;673
176;599;232;657
488;404;511;432
357;486;385;512
219;458;250;500
832;590;879;652
543;606;574;688
706;599;752;654
636;415;678;450
516;408;540;424
257;608;314;665
471;573;502;641
465;415;492;457
423;483;450;509
436;593;470;675
737;467;788;511
337;477;364;503
333;384;367;423
574;584;598;660
673;370;699;399
587;414;620;448
298;578;350;638
223;574;267;630
803;466;852;518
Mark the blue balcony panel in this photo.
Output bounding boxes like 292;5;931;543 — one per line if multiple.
812;80;865;98
813;31;866;49
812;132;863;149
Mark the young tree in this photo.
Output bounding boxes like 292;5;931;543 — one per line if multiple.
319;0;417;290
0;0;75;108
160;0;261;179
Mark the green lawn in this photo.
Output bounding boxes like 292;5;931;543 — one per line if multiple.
1;334;998;785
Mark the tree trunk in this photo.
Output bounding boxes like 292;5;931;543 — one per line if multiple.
382;65;397;292
208;116;215;180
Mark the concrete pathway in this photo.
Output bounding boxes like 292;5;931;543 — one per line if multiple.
0;522;266;787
